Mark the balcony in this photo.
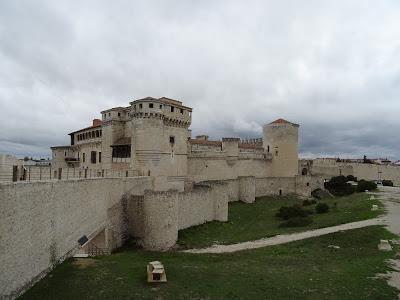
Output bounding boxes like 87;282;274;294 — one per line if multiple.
65;157;80;165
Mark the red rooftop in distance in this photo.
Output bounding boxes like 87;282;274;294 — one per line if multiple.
269;118;299;127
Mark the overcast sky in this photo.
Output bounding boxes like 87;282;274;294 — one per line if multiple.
1;0;399;159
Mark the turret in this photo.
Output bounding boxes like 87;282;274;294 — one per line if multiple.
263;118;299;177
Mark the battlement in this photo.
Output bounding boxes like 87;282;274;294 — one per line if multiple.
129;96;192;127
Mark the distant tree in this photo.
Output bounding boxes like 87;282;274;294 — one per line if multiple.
23;156;29;161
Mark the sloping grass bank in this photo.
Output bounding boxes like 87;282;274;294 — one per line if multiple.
178;193;382;249
21;226;398;300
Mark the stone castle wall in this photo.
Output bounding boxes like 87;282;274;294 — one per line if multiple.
0;177;152;299
0;154;20;182
0;172;323;297
305;159;400;185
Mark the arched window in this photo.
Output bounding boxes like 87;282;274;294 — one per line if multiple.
302;168;308;176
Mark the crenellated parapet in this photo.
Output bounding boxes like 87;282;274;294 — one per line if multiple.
129;96;192;128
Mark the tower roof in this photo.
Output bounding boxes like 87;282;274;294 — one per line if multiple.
268;118;299;127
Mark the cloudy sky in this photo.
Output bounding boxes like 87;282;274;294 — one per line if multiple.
1;0;399;159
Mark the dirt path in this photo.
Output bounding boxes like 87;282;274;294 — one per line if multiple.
370;186;400;295
184;186;400;295
184;187;400;255
183;218;385;254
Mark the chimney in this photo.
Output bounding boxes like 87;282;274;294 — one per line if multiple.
93;119;102;126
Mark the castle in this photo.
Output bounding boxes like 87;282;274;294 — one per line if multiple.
0;96;324;298
51;96;301;190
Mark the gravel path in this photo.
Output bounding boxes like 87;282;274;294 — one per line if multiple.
370;186;400;295
184;218;385;254
184;187;400;255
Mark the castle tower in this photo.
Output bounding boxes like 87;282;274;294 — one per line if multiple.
100;107;131;171
130;97;192;190
263;118;299;177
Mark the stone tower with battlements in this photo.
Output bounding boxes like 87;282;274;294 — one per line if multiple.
129;97;192;190
263;118;299;177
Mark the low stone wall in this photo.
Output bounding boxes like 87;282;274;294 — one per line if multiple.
0;177;152;299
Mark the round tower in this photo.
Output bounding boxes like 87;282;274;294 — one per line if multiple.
263;118;299;177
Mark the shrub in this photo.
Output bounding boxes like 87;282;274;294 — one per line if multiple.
315;203;329;214
311;188;333;200
303;199;313;206
325;176;356;196
356;180;377;192
279;216;313;228
275;204;312;220
346;175;358;182
382;180;394;187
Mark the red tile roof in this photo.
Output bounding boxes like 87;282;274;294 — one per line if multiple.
68;121;102;135
269;118;291;124
269;118;299;126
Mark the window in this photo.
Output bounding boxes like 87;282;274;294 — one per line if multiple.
100;130;102;137
267;145;270;153
108;112;111;116
99;152;102;163
64;151;66;156
306;182;310;187
275;150;279;156
96;130;99;137
149;103;153;108
169;136;175;144
112;145;131;158
159;104;163;109
118;112;121;116
91;151;97;164
180;108;184;114
139;103;143;109
83;153;86;163
170;106;174;112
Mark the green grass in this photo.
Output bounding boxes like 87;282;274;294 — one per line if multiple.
21;226;399;300
178;193;383;249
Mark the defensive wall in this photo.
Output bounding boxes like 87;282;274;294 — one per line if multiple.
301;159;400;185
0;177;152;299
0;174;322;298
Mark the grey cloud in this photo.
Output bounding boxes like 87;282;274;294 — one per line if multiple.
0;0;400;159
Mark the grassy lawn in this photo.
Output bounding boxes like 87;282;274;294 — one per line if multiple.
21;226;399;300
178;192;383;249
